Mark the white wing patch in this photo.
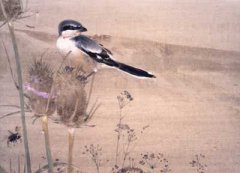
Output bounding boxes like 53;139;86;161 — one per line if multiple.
96;55;102;60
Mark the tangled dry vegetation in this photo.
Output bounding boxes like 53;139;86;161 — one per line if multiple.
0;0;22;21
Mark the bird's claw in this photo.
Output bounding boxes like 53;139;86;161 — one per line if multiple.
64;66;74;73
76;75;87;81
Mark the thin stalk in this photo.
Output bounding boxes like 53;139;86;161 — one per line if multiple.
42;115;53;173
68;128;75;173
93;158;100;173
18;155;21;173
86;73;95;109
9;159;12;173
122;141;130;167
115;108;122;165
0;1;32;172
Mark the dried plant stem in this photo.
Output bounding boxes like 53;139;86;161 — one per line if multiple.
68;128;75;173
92;158;100;173
2;41;31;101
115;108;123;165
122;141;130;168
9;159;12;173
0;1;32;172
1;41;18;89
86;73;95;108
18;155;21;173
42;115;53;173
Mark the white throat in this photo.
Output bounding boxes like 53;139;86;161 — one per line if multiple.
61;30;81;38
57;31;85;59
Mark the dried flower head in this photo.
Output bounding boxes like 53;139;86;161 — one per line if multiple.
25;59;55;117
0;0;23;21
54;68;90;128
189;154;207;173
117;90;133;109
139;152;171;173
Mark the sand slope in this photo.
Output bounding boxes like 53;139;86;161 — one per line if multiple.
0;29;240;172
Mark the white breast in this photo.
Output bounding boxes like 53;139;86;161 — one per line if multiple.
56;36;78;55
56;36;96;71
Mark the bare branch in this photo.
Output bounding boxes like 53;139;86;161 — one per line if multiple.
0;111;21;119
0;21;7;28
0;104;21;109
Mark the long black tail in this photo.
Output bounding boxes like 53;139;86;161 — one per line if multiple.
100;54;156;78
115;61;156;78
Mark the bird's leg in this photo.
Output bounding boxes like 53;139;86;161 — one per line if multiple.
85;68;97;79
76;68;97;81
85;70;97;78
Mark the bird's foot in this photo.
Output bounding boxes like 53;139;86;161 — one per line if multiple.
64;66;74;73
76;70;96;82
76;75;87;82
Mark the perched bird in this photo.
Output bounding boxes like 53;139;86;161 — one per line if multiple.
56;19;156;78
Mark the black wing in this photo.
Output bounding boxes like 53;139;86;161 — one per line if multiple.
71;35;118;67
71;35;156;78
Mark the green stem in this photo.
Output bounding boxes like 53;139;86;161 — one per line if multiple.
42;115;53;173
10;24;32;172
0;1;32;172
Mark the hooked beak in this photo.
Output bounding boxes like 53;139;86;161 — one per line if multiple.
79;26;87;32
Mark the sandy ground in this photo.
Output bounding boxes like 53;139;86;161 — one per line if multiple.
1;1;240;173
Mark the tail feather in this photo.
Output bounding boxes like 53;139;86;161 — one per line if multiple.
116;62;156;78
101;55;156;78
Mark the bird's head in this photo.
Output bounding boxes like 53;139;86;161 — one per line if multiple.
58;19;87;37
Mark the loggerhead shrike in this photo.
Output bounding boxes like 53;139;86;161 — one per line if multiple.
56;19;156;78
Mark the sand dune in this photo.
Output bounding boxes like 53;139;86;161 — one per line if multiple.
0;28;240;172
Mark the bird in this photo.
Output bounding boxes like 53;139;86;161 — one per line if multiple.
56;19;156;78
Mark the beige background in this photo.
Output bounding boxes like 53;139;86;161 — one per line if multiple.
28;0;240;51
0;0;240;173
